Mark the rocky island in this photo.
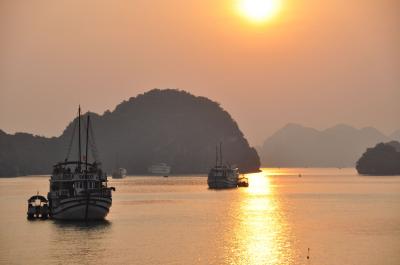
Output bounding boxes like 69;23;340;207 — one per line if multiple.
356;141;400;175
0;89;260;176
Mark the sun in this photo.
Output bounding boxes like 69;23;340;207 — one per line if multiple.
237;0;282;23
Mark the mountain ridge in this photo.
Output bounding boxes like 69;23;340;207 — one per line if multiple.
259;123;396;167
0;89;260;176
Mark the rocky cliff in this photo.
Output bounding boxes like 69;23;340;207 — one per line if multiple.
0;89;260;176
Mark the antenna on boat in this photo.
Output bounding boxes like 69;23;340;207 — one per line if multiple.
78;105;82;172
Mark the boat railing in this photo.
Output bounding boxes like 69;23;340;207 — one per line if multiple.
51;173;106;182
52;173;74;180
56;189;70;197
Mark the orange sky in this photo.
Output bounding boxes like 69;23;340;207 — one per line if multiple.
0;0;399;145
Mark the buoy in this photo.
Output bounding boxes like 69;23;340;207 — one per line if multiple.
307;248;310;259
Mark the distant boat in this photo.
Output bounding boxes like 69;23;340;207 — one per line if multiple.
237;176;249;187
208;143;239;189
148;163;171;176
112;154;127;179
47;106;115;220
112;168;127;179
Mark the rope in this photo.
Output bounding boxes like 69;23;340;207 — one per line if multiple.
82;114;100;163
89;120;100;162
65;116;77;161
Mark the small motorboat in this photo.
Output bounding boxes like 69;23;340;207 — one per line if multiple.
27;194;49;219
237;176;249;187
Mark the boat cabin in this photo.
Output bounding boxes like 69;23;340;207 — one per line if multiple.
50;161;109;198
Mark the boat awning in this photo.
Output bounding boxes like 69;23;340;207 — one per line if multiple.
28;195;48;203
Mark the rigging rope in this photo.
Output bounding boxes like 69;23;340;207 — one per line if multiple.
89;122;100;162
65;110;101;163
83;114;100;163
65;115;77;161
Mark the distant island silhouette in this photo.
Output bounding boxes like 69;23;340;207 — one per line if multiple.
356;141;400;175
391;130;400;141
258;123;399;167
0;89;260;177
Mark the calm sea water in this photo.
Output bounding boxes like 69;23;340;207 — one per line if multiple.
0;168;399;265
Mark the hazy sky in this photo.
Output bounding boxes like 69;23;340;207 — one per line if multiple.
1;0;399;145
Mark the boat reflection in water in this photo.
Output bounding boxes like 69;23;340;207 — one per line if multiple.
227;171;295;265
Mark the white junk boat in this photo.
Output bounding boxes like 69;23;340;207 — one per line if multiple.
47;106;115;220
207;143;239;189
148;163;171;176
112;168;127;179
112;154;127;179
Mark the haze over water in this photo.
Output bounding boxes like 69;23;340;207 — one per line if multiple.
1;168;399;265
1;0;399;144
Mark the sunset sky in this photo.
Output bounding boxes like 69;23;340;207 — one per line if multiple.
1;0;399;145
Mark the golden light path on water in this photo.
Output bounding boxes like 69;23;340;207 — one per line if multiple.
232;170;294;265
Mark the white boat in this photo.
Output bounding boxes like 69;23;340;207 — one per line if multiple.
47;106;115;221
207;143;239;189
148;163;171;176
112;154;127;179
112;168;127;179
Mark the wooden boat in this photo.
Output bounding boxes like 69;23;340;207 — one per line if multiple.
47;106;115;221
208;143;239;189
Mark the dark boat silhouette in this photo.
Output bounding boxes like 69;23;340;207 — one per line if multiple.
47;106;115;220
207;143;239;189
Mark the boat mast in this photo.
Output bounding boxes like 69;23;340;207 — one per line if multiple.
220;142;223;166
215;146;218;167
84;114;90;221
78;105;82;171
85;115;90;178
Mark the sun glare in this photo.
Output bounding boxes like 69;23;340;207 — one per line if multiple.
237;0;281;23
247;172;271;195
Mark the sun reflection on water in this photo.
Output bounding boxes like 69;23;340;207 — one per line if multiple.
247;171;272;195
232;170;293;265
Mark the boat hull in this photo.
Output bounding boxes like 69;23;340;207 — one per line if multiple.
208;178;238;189
51;196;111;221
